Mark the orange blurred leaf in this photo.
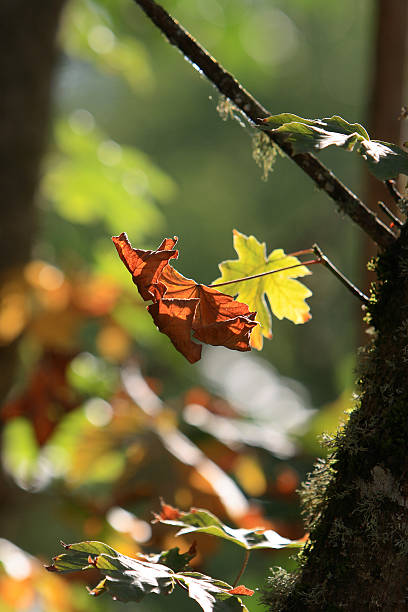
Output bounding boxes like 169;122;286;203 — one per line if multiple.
1;351;78;445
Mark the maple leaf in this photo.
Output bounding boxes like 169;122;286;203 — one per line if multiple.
46;541;250;610
213;230;312;350
148;296;202;364
153;502;302;551
112;232;178;301
112;233;257;363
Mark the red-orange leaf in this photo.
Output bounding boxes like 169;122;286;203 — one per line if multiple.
148;297;202;364
158;265;257;357
193;313;257;352
153;501;182;522
160;265;255;326
112;232;178;301
228;586;254;597
112;234;258;363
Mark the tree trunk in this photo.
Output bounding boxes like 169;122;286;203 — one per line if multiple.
0;0;67;402
261;4;408;609
264;228;408;611
0;0;67;520
362;0;408;299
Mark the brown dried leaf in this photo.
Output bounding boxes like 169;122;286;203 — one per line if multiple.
112;233;178;301
112;234;258;363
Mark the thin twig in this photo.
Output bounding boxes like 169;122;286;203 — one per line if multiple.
313;244;369;305
133;0;395;250
233;549;251;588
378;201;403;228
288;248;315;257
385;179;404;204
210;259;319;289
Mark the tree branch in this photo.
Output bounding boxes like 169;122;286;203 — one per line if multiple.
133;0;395;250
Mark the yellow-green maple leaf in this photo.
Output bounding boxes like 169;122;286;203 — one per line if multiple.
213;230;312;350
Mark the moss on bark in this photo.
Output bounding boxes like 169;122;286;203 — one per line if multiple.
263;225;408;611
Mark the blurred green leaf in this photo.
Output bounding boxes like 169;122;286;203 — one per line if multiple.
61;0;154;93
43;119;175;240
67;352;118;398
300;390;353;455
2;418;39;485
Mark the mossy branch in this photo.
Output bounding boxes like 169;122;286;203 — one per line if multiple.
132;0;395;250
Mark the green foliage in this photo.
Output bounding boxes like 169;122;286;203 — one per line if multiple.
47;540;251;610
61;0;154;92
67;352;118;398
43;119;174;239
154;504;300;551
260;114;408;180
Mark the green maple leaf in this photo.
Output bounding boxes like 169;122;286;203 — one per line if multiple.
213;230;312;349
259;113;408;180
46;541;251;611
154;504;299;551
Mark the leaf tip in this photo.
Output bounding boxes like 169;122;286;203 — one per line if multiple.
88;555;98;567
153;499;182;522
228;585;255;596
112;232;128;244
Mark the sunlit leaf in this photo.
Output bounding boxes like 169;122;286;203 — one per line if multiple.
46;541;250;610
178;573;250;612
153;502;300;551
260;114;408;180
113;233;257;363
214;230;311;349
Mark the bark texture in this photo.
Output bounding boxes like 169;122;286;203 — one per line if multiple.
0;0;67;402
363;0;408;296
264;224;408;609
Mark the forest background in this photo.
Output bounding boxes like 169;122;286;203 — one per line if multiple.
0;1;401;610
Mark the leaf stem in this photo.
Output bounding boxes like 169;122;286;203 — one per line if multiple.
288;248;315;257
210;259;319;289
378;200;403;228
312;244;369;305
233;549;251;588
384;179;404;206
